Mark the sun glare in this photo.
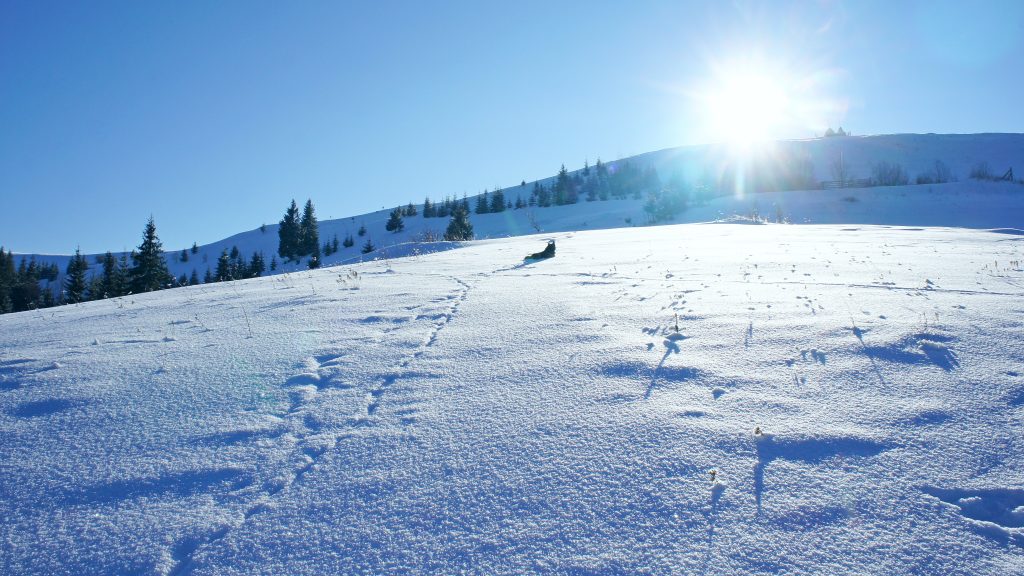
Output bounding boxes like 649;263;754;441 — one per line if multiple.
693;56;840;152
707;72;789;148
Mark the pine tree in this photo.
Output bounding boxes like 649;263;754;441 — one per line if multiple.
583;178;597;202
86;276;102;301
342;233;354;248
189;269;200;285
131;216;171;293
191;242;199;255
385;208;405;232
299;199;319;256
204;268;214;283
270;255;277;271
405;202;418;217
64;248;89;303
515;195;525;209
490;188;505;213
117;253;131;294
40;287;55;308
475;191;490;214
38;260;58;282
423;197;434;218
233;250;246;278
216;249;231;281
278;199;301;260
0;248;14;313
358;224;367;237
553;164;576;205
250;252;266;277
361;237;375;254
331;234;340;254
11;256;41;311
537;182;551;207
99;252;120;298
444;206;474;241
179;248;188;263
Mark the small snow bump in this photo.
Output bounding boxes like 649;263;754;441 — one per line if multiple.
286;373;321;386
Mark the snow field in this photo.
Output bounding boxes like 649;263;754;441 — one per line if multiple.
1;223;1024;574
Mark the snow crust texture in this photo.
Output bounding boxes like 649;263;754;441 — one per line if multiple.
2;223;1024;575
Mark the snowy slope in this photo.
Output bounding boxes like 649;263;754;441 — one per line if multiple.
2;223;1024;574
634;133;1024;187
11;133;1024;287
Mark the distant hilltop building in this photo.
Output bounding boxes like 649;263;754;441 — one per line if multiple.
824;127;848;137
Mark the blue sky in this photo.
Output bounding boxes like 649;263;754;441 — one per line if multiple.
2;0;1022;254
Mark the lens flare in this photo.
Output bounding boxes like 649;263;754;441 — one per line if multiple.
707;72;789;148
693;55;843;153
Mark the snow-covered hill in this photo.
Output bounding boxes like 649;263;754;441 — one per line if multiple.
11;133;1024;286
3;132;1024;573
2;222;1024;574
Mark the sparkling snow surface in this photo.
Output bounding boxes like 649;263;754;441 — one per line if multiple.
2;224;1024;574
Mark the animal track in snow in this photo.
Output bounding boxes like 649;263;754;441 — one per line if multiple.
862;331;960;371
922;486;1024;546
362;278;470;417
169;277;472;575
0;358;40;390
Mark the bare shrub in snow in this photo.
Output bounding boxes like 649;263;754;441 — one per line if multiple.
416;229;442;242
916;160;953;185
526;210;541;233
970;162;993;180
830;153;855;187
871;162;909;186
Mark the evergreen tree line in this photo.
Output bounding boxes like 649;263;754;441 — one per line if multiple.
277;199;320;267
368;159;667;243
321;234;342;257
420;196;470;219
413;159;663;223
474;188;509;214
0;157;687;316
0;216;186;314
0;249;60;312
277;198;393;264
382;200;473;241
213;246;269;282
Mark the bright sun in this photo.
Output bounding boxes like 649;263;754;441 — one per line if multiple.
693;56;837;150
706;71;790;147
